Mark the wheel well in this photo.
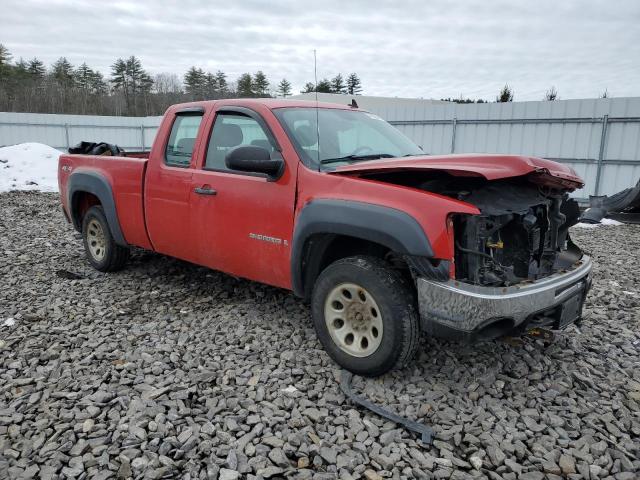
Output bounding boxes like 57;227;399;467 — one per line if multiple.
71;191;101;230
300;233;412;299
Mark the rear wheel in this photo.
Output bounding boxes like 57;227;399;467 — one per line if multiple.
82;206;129;272
311;256;420;376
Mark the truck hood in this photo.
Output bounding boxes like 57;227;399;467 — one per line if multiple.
329;154;584;190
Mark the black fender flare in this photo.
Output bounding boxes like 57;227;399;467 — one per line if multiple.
67;171;127;246
291;199;433;297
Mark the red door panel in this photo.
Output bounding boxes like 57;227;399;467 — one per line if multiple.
190;170;295;288
144;164;195;261
189;107;297;289
144;109;208;262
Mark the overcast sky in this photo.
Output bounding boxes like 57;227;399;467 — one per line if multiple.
2;0;639;101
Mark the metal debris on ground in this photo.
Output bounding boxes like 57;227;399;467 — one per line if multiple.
581;178;640;224
339;370;434;445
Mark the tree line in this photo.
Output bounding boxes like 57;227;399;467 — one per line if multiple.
0;44;613;116
0;44;365;116
442;84;611;104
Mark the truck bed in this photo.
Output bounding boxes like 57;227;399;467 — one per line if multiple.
58;153;152;249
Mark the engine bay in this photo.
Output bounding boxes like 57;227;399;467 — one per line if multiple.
444;179;583;286
451;185;582;286
361;171;584;287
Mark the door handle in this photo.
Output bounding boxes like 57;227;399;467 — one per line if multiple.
194;186;217;196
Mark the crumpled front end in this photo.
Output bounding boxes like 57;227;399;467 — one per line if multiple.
417;256;592;340
418;178;592;340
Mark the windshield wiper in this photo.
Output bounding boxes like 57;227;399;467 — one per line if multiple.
320;153;396;165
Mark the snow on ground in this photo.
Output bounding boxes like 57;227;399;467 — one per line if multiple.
573;218;624;228
0;142;62;193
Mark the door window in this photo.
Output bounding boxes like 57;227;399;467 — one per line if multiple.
205;113;274;171
165;113;203;167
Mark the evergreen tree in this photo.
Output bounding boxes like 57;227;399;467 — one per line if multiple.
0;44;11;66
496;84;514;102
544;86;558;101
316;78;332;93
205;72;217;98
27;58;46;78
52;57;75;85
0;44;11;77
184;66;206;98
276;78;292;97
215;70;228;94
331;74;346;94
346;73;362;95
110;56;153;114
237;73;254;97
10;58;30;85
253;70;270;97
75;63;94;91
110;58;128;91
301;82;316;93
14;58;28;75
125;56;152;94
90;71;108;95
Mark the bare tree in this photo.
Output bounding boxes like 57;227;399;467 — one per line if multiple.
544;86;558;101
154;73;182;95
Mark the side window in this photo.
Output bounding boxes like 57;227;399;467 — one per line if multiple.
165;113;203;167
205;113;273;171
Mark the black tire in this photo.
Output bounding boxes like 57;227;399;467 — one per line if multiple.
311;255;420;376
81;205;129;272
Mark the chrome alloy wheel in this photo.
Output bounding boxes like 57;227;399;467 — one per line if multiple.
86;218;107;262
324;283;384;357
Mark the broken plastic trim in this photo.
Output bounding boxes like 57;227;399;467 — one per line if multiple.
339;370;434;445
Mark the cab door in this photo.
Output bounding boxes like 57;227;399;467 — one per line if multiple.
189;106;297;289
144;108;207;262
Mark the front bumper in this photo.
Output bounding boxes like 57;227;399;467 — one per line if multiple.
416;256;592;341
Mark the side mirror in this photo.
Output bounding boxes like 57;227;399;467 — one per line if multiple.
225;146;283;178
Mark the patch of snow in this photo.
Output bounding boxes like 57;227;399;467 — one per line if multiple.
3;318;15;327
601;218;623;226
573;223;601;229
0;142;63;193
573;218;624;228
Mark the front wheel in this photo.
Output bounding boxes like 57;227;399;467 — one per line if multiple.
82;205;129;272
311;256;420;376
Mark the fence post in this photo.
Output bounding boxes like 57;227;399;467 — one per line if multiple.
594;114;609;196
450;117;457;153
140;125;145;150
64;123;70;150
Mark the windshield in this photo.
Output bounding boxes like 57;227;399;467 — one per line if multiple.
273;107;423;168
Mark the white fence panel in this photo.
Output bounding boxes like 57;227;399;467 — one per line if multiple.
0;112;162;151
3;96;640;199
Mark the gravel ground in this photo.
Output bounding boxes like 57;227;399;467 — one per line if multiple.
1;191;639;480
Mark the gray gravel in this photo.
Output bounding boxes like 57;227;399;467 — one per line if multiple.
1;191;639;480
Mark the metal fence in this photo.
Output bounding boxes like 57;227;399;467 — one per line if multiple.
296;94;640;199
0;112;162;152
388;114;640;198
3;96;640;198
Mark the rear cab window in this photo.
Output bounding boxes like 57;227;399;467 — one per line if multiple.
165;113;204;167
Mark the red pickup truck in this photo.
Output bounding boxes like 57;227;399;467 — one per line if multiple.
58;99;592;376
